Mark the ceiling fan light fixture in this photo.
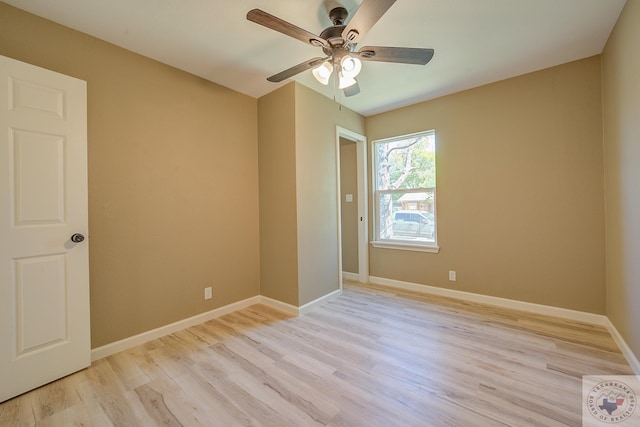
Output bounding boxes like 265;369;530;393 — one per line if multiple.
312;61;333;85
338;73;357;89
248;2;434;96
340;55;362;79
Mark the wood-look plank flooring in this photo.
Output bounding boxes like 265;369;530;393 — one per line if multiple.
0;282;633;426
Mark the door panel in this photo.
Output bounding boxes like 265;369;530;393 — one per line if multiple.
15;254;67;356
12;129;65;225
0;55;89;403
11;77;66;119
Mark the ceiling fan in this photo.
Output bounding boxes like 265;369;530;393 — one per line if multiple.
246;0;434;97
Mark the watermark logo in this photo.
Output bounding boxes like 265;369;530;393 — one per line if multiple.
583;376;640;425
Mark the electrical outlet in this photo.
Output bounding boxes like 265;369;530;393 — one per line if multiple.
204;286;212;300
448;270;457;281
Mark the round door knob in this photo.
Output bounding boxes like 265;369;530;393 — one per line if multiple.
70;233;85;243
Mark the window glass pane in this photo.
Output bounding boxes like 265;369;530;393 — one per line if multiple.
374;130;437;247
375;133;435;191
378;192;394;240
377;190;436;243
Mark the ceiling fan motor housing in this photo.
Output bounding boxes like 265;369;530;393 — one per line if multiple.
319;26;348;51
329;7;349;25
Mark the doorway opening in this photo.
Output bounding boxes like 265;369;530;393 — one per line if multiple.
336;127;368;290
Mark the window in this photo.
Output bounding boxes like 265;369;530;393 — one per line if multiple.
372;130;438;252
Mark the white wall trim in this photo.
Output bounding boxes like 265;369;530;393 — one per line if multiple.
92;278;640;374
369;275;640;372
368;276;608;326
604;318;640;375
91;295;262;361
256;295;299;316
299;289;342;315
91;289;341;362
336;126;369;286
342;271;359;282
371;241;440;253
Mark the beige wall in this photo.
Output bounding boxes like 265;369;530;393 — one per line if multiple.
366;56;606;313
602;0;640;358
257;84;299;306
340;138;359;274
257;83;364;307
294;84;365;305
2;1;626;351
0;3;261;347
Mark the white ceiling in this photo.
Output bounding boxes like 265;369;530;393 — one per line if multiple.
4;0;626;116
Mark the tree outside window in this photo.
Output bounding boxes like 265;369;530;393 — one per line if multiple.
374;131;437;246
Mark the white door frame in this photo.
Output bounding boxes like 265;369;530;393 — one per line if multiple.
335;126;369;289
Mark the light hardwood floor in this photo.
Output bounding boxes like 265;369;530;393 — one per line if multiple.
0;282;633;426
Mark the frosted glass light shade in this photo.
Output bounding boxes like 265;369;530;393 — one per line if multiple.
340;56;362;79
338;74;357;89
312;61;333;85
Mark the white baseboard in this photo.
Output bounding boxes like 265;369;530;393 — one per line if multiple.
91;289;340;362
604;318;640;375
299;289;342;315
368;276;608;326
342;271;359;282
256;295;299;316
91;294;295;361
368;276;640;372
92;276;640;375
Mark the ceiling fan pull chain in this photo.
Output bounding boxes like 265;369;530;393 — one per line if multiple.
333;70;342;111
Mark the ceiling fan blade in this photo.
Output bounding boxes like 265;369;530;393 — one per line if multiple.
341;0;397;44
343;80;361;97
247;9;328;48
356;46;434;65
267;57;327;83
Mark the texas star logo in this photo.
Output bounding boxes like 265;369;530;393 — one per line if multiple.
587;380;637;423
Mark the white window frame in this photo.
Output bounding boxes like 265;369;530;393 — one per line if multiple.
371;130;439;253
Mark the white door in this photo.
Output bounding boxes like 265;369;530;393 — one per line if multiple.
0;55;90;403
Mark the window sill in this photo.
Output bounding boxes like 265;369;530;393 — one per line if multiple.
370;241;440;253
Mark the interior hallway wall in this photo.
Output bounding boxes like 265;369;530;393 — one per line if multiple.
340;138;359;275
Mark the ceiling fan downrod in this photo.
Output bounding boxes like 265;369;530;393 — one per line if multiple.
329;7;348;25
